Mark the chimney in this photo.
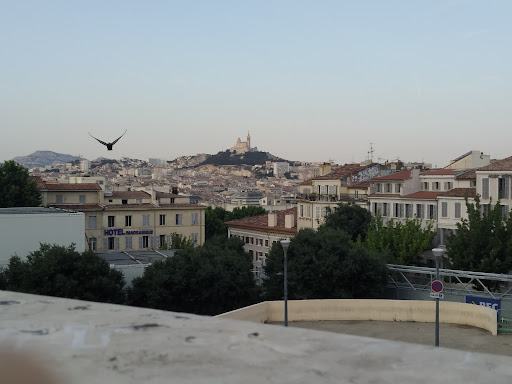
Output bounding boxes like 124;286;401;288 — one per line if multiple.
285;214;294;229
268;212;277;227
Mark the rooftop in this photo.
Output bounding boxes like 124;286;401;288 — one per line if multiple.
0;207;79;215
1;291;512;384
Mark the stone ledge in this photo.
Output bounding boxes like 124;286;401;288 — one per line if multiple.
1;291;511;383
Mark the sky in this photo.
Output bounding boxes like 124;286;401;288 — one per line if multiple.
2;1;512;168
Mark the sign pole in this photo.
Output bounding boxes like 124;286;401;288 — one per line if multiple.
435;258;440;347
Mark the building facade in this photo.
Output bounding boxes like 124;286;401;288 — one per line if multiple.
35;178;206;253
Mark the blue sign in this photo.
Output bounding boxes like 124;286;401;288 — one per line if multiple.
465;295;501;311
104;229;153;236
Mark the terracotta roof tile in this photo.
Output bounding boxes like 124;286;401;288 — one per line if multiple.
372;170;412;181
155;191;181;198
110;191;151;199
225;208;297;233
349;180;371;189
43;183;102;191
438;188;477;198
455;170;476;180
402;191;441;199
29;176;45;188
314;164;363;180
477;156;512;171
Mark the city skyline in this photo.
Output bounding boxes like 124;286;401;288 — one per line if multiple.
2;1;512;168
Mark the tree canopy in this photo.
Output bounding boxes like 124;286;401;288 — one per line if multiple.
263;228;388;300
0;244;126;303
360;214;436;265
0;160;41;207
447;196;512;274
128;236;260;315
205;205;267;239
320;203;372;241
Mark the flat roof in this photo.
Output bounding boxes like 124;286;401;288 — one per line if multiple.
0;207;78;215
98;250;174;266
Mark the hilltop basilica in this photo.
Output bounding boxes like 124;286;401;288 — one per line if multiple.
230;131;257;154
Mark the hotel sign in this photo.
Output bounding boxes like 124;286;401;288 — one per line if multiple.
104;229;153;236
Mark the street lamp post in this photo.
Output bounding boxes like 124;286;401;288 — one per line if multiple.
280;239;290;327
432;247;445;347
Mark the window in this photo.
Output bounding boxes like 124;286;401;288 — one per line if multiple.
265;239;269;247
376;183;382;192
136;199;142;204
88;237;96;251
405;204;412;218
245;237;250;244
482;204;490;215
315;206;321;219
122;199;128;205
191;213;199;225
444;182;453;190
455;203;461;218
300;205;304;217
395;184;401;193
320;185;327;194
143;214;150;226
126;236;133;249
191;233;198;245
498;178;510;199
416;204;424;218
125;215;132;226
160;214;166;225
382;203;388;217
175;214;183;225
160;235;166;247
422;182;429;191
427;204;436;219
79;195;86;204
108;237;115;250
441;202;448;218
141;236;149;248
385;183;392;193
482;178;489;199
56;194;63;204
306;205;311;218
88;216;96;229
433;182;440;191
108;216;115;227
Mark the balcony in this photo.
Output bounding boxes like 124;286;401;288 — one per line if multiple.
298;193;368;202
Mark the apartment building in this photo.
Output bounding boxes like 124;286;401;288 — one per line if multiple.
225;208;297;278
35;178;206;252
297;163;374;230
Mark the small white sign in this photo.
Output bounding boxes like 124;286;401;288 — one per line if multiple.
430;292;444;299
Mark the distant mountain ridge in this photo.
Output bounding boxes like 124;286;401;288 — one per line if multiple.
12;151;84;169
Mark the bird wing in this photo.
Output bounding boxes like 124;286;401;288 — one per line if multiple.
111;130;127;145
88;132;109;146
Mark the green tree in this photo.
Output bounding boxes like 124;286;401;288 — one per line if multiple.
0;244;126;303
321;203;372;241
205;206;229;239
205;205;267;240
128;236;259;315
0;160;41;207
360;214;435;265
160;233;195;250
263;228;388;300
447;196;512;274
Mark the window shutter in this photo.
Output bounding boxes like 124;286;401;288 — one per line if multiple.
155;236;160;248
103;238;108;251
115;237;120;250
166;234;171;247
482;178;489;199
433;206;437;220
150;236;154;248
139;236;143;249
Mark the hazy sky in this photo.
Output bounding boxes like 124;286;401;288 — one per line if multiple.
2;1;512;167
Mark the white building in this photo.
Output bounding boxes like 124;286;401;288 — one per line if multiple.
0;207;85;266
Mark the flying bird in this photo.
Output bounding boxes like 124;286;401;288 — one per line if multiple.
88;130;127;150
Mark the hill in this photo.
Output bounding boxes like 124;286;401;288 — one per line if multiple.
197;150;286;167
12;151;85;169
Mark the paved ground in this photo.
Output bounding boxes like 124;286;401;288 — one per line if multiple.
272;320;512;357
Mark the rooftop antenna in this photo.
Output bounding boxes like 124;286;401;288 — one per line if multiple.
368;143;374;162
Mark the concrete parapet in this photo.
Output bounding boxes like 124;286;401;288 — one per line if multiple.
219;299;498;335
